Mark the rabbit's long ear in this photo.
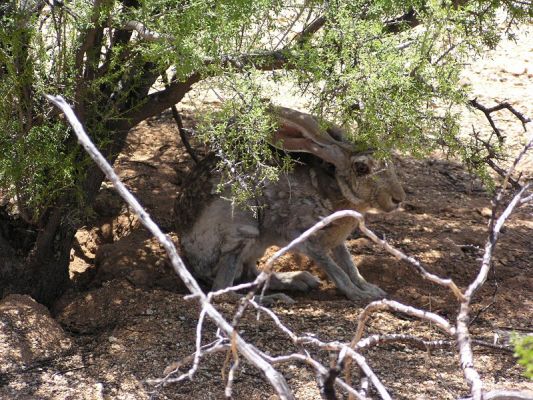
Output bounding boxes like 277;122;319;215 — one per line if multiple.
270;107;350;169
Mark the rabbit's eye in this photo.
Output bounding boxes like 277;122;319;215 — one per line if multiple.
353;161;371;176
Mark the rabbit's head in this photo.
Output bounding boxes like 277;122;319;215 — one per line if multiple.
271;107;405;213
336;152;405;213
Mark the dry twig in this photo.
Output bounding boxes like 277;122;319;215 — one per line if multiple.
469;99;531;143
468;99;531;189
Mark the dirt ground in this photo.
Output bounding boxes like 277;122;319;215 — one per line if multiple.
1;28;532;400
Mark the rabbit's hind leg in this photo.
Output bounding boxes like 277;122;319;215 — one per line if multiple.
211;225;261;290
212;252;243;291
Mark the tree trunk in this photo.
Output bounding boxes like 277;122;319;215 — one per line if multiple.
0;165;107;306
27;209;78;305
0;65;198;306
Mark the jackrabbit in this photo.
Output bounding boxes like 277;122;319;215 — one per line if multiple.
174;107;405;301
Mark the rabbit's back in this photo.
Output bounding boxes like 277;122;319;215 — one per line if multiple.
177;161;358;285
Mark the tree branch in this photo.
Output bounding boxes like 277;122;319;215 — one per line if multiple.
384;9;420;33
123;20;167;41
170;105;199;164
121;7;321;127
119;72;201;130
459;390;533;400
290;15;326;45
469;98;531;143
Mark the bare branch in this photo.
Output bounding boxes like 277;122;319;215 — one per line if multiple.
188;308;207;379
289;15;326;45
346;350;392;400
299;333;511;354
153;340;230;386
356;217;465;301
355;334;450;351
224;333;240;398
468;181;532;300
262;352;368;400
352;299;456;346
248;300;298;342
496;136;533;195
153;309;211;385
123;20;166;41
456;182;532;400
163;71;200;164
345;299;456;400
359;377;369;398
248;299;389;399
467;100;531;189
470;127;522;190
384;8;420;33
459;390;533;400
469;99;531;141
520;192;533;205
170;106;199;164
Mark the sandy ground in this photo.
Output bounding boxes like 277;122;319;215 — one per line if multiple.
1;26;532;400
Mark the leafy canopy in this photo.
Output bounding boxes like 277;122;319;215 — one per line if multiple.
0;0;531;216
514;335;533;379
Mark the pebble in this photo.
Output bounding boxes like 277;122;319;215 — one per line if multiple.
477;207;492;218
94;383;104;399
501;64;528;76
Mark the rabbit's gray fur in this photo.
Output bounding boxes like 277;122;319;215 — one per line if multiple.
175;107;405;301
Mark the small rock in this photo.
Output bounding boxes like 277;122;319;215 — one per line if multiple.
501;63;528;76
110;343;123;352
477;207;492;218
0;295;72;374
443;238;463;258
